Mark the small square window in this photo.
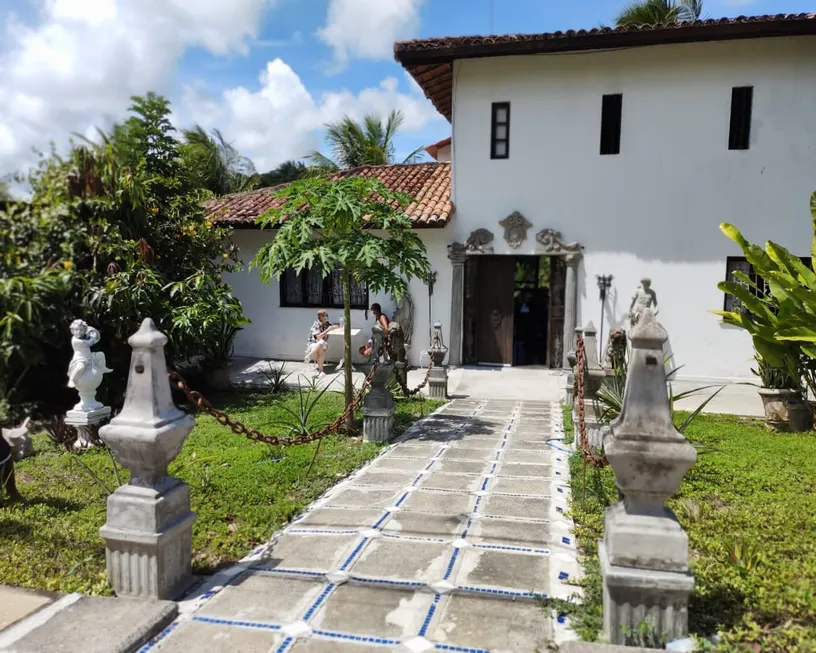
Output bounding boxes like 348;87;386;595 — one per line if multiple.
490;102;510;160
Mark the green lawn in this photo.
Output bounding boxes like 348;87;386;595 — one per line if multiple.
0;391;442;596
563;407;816;652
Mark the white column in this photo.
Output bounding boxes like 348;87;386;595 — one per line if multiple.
562;253;581;369
447;244;467;367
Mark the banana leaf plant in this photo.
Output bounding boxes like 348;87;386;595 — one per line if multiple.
711;202;816;397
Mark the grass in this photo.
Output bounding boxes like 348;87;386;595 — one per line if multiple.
563;405;816;651
0;390;442;596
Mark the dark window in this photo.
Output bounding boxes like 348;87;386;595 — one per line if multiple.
280;267;368;309
728;86;753;151
723;255;812;312
490;102;510;159
600;93;623;155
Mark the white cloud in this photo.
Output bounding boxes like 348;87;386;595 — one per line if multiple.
0;0;272;174
316;0;424;68
185;58;442;172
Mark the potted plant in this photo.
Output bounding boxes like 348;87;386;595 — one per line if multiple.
752;355;809;431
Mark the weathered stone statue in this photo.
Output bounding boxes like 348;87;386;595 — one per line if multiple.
67;319;112;412
464;228;494;254
390;291;414;355
628;277;658;327
367;320;386;364
604;327;627;372
387;322;407;365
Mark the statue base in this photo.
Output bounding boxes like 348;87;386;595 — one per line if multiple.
599;541;694;645
428;366;448;400
362;408;395;443
100;479;196;600
65;406;111;426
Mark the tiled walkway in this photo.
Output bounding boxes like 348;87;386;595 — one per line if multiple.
142;400;578;653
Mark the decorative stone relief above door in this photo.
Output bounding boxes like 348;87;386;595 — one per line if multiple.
499;211;532;249
535;228;583;255
464;228;494;254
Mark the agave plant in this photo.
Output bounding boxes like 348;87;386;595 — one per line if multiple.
276;382;334;477
594;350;726;433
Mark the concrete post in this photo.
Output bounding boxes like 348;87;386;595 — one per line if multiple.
562;254;581;370
599;309;696;644
362;362;395;442
99;318;196;600
428;321;449;400
447;243;467;367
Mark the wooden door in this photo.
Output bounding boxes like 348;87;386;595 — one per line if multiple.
547;257;566;368
476;257;515;365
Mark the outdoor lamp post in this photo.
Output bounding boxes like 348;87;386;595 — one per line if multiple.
424;271;438;347
596;274;613;361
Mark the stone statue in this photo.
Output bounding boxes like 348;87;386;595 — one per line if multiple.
391;292;414;354
387;322;407;365
67;319;111;413
367;320;387;365
465;229;494;254
2;417;33;461
605;327;627;372
628;278;658;327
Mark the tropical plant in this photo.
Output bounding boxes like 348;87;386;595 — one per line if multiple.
307;110;426;172
712;215;816;398
594;349;725;433
751;354;799;391
251;175;432;428
615;0;703;27
275;383;333;476
258;362;292;394
0;181;11;202
256;161;308;188
181;126;257;195
0;93;246;420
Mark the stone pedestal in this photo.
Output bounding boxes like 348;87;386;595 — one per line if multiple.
562;254;581;369
362;363;395;443
99;318;196;600
66;406;111;451
600;310;696;645
447;244;466;367
428;366;448;399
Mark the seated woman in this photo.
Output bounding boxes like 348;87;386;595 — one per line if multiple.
359;303;390;360
305;310;338;377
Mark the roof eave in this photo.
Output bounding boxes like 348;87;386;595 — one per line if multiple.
394;17;816;66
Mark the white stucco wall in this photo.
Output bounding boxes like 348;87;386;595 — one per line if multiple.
226;229;452;368
437;144;451;162
451;36;816;380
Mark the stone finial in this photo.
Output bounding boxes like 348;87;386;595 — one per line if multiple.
98;318;196;600
428;321;449;399
581;322;606;398
100;319;194;487
599;308;696;644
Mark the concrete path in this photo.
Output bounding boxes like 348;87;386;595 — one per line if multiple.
142;399;579;653
0;586;58;631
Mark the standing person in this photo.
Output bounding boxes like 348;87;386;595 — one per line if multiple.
305;310;337;377
359;303;390;360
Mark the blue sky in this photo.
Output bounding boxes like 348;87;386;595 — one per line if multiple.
0;0;812;177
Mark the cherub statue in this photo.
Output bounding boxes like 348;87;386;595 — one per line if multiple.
68;320;112;412
628;278;658;327
390;291;414;354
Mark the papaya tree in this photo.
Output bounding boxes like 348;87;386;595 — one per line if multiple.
250;176;431;429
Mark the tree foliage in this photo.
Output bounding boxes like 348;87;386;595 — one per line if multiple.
250;175;431;423
615;0;703;26
256;160;308;188
308;110;426;172
181;126;258;196
0;93;247;423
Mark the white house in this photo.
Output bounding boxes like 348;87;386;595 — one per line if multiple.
212;13;816;381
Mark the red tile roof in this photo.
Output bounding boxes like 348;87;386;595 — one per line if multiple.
207;162;452;228
425;136;451;160
394;13;816;121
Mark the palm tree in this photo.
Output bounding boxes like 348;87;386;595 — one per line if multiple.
615;0;703;27
307;110;426;171
181;126;257;196
256;160;308;188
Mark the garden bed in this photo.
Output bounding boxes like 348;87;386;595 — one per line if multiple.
563;407;816;651
0;391;442;596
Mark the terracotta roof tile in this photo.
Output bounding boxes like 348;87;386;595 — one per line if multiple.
394;14;816;120
206;162;452;228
